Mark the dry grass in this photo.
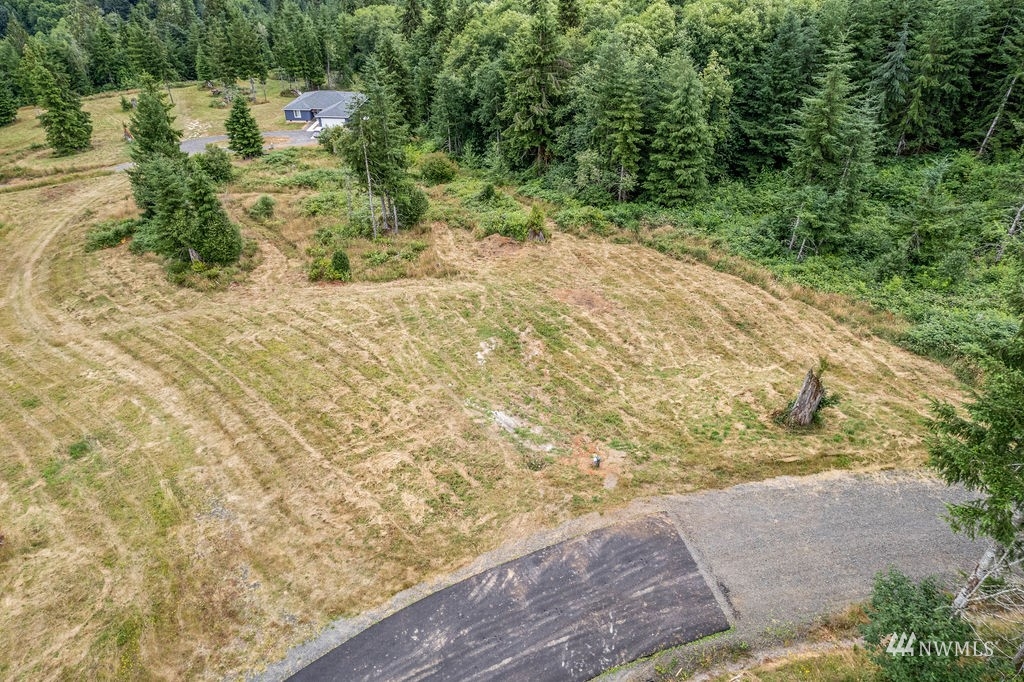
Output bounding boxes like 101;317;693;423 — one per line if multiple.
707;647;876;681
0;80;303;180
0;165;966;678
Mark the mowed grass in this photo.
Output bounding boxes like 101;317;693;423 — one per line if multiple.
708;648;877;681
0;79;303;179
0;161;965;678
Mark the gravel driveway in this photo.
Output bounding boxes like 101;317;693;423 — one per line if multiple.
260;470;983;681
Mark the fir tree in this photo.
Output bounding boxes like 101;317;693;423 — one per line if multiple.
0;78;17;126
225;95;264;159
557;0;580;31
645;52;711;204
788;45;876;250
186;169;243;264
36;67;92;155
593;38;644;202
128;75;183;162
501;0;566;170
401;0;423;39
872;21;912;152
700;50;733;176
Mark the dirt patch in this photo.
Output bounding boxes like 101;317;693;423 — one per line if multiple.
476;234;521;258
552;287;614;313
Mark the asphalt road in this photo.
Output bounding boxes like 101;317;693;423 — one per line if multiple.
108;130;317;171
261;471;985;682
288;515;729;682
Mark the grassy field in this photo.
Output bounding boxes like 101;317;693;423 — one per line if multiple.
0;79;302;179
0;134;968;677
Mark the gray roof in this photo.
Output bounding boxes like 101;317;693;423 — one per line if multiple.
283;90;362;113
317;93;366;120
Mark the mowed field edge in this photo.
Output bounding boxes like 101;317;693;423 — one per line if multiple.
0;173;962;679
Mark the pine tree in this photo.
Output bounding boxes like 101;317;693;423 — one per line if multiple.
225;95;263;159
501;0;566;170
0;78;17;127
186;169;243;264
645;52;711;204
128;75;182;162
872;21;911;152
36;67;92;155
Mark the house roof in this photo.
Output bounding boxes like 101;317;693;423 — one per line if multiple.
283;90;362;112
317;92;366;120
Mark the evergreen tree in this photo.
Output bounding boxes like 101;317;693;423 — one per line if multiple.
0;78;16;126
788;45;875;250
127;75;182;162
225;94;263;159
501;0;566;170
645;52;711;204
557;0;580;32
700;50;733;176
36;66;92;155
739;6;820;170
186;169;243;264
872;21;912;152
593;38;644;202
401;0;423;39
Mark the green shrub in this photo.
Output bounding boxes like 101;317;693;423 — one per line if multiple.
300;191;347;216
395;183;430;227
479;211;529;241
364;250;391;266
419;152;459;184
119;95;132;111
331;249;350;276
317;126;346;153
476;183;497;203
556;206;610;236
248;195;276;220
525;205;549;241
193;144;233;184
85;219;137;251
862;568;985;682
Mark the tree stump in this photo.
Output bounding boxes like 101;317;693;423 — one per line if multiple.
787;368;825;427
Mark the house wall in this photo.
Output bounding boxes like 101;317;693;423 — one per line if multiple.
318;117;348;129
285;109;313;122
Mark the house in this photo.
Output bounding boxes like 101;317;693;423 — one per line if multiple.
282;90;365;130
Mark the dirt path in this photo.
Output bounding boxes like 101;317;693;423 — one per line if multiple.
262;470;983;681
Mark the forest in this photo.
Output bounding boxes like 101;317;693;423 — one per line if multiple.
2;0;1023;366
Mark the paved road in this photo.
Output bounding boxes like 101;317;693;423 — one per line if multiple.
108;130;317;171
179;130;316;154
261;471;985;682
289;515;729;682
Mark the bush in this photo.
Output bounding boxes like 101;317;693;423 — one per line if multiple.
85;219;137;251
300;191;347;217
525;205;549;241
193;144;233;184
862;568;985;682
419;152;459;184
395;183;430;227
248;195;275;220
317;126;346;153
331;249;350;276
556;205;611;236
119;95;133;111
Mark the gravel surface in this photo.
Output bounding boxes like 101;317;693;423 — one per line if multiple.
257;470;985;682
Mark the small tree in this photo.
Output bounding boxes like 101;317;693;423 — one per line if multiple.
193;144;234;184
0;79;17;127
186;170;243;263
128;75;183;162
225;95;264;159
36;69;92;155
